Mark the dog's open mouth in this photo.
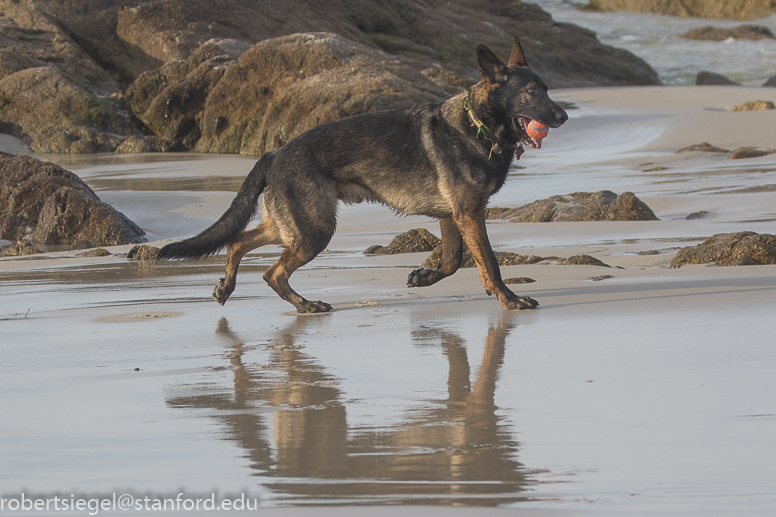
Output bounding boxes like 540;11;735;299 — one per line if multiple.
513;116;543;150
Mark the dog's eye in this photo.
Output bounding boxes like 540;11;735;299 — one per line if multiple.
528;87;537;95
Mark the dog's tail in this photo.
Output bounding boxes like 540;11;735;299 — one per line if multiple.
157;153;271;261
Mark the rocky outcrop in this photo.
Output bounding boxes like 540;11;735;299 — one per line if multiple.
671;232;776;267
679;25;776;41
0;67;140;153
0;153;145;248
0;1;143;153
765;76;776;87
0;241;41;256
0;0;661;154
730;100;775;111
587;0;776;20
33;0;660;89
128;34;454;154
125;38;253;152
485;191;658;223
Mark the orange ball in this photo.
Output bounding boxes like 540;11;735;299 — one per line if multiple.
526;120;548;140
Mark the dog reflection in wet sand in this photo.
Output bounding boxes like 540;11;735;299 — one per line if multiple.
166;316;527;501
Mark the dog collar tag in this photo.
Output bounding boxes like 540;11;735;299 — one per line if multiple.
515;145;524;160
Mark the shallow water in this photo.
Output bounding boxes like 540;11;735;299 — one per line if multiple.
528;0;776;85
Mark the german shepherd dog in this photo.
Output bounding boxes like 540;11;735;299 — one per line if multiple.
157;36;568;313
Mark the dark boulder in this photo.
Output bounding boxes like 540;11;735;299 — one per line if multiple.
671;232;776;267
696;71;740;86
485;191;658;222
0;153;145;248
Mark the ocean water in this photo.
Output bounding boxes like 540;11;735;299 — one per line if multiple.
528;0;776;85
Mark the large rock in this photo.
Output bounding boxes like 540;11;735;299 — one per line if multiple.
679;25;776;41
485;191;658;223
32;0;660;89
0;152;145;247
129;33;454;154
0;1;142;153
671;232;776;267
125;39;252;151
587;0;776;20
0;67;140;153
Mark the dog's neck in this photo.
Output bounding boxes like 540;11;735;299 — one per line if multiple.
455;87;521;160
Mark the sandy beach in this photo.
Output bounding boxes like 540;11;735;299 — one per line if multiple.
1;85;775;515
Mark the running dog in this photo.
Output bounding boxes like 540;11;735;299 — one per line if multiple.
157;36;568;313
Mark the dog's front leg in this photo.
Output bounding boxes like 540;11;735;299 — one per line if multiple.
455;211;538;310
408;217;463;287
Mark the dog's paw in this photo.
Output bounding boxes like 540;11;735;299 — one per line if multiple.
407;268;436;287
297;300;333;314
501;294;539;311
212;277;235;306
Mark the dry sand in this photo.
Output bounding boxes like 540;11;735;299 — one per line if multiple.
1;86;775;515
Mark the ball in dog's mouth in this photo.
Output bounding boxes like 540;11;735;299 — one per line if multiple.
514;116;548;149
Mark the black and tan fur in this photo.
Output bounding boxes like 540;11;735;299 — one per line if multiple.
157;36;568;313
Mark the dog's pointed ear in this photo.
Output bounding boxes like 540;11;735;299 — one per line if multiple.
476;44;508;83
508;35;529;68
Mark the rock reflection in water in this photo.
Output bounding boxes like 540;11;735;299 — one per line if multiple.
166;316;527;505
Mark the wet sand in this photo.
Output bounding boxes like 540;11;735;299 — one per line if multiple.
1;86;775;515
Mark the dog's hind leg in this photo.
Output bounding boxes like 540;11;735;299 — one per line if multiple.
407;217;463;287
260;182;337;313
213;218;281;305
455;211;538;310
263;246;332;313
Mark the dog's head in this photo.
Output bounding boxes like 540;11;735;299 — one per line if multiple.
476;36;568;149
